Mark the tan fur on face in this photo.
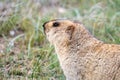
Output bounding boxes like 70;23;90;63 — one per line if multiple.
43;20;75;45
43;19;120;80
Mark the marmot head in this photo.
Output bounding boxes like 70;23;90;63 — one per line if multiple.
43;19;90;46
43;19;77;45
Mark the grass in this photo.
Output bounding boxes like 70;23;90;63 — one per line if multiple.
0;0;120;80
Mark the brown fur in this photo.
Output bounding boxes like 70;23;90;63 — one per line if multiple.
43;19;120;80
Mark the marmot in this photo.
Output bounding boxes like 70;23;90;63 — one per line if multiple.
43;19;120;80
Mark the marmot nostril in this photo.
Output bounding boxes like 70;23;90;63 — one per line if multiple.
43;22;48;31
43;21;49;28
43;22;46;28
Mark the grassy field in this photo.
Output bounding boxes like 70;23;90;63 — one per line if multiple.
0;0;120;80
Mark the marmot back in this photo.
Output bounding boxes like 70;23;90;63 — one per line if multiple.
43;19;120;80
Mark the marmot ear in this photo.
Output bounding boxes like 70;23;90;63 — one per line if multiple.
65;25;75;40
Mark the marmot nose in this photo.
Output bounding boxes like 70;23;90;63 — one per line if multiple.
43;21;49;30
43;21;49;34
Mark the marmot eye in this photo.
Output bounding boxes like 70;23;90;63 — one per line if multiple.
53;22;60;27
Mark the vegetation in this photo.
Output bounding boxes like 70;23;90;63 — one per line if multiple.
0;0;120;80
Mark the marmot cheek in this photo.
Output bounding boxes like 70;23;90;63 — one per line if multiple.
60;37;71;46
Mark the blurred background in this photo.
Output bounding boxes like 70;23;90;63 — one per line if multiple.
0;0;120;80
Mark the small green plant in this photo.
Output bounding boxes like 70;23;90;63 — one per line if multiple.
0;14;19;36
